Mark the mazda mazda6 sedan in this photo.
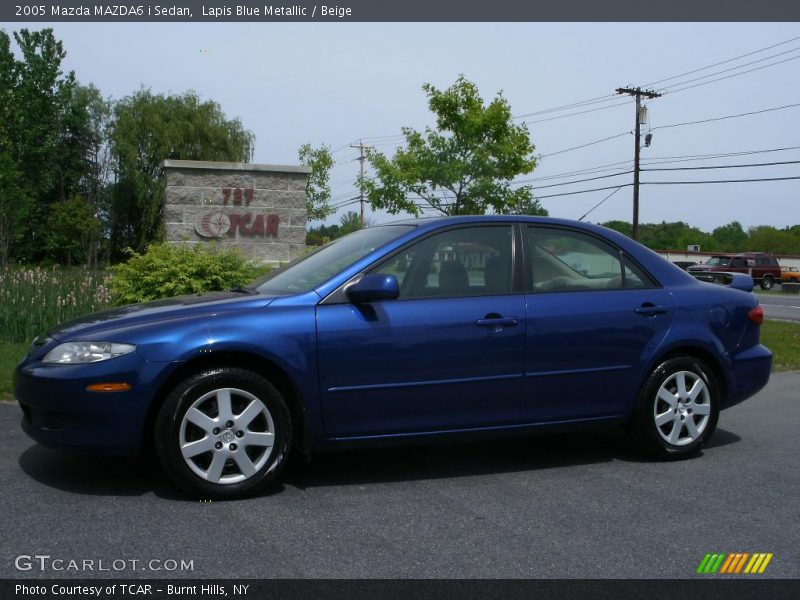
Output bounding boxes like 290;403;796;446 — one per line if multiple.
16;216;772;498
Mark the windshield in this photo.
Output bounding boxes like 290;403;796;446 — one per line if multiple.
705;256;732;266
253;225;415;295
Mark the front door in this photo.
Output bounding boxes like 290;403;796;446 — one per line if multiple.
316;225;526;437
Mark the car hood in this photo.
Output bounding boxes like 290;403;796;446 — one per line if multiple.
47;291;277;341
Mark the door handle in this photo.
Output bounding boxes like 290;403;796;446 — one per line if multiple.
634;304;669;316
476;316;519;327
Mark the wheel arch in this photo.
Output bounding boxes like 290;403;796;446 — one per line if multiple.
645;344;728;406
141;350;310;456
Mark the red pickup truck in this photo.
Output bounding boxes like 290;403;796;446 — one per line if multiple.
686;252;782;290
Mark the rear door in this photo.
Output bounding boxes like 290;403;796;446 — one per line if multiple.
522;225;674;422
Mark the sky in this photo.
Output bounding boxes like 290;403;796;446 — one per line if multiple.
12;21;800;232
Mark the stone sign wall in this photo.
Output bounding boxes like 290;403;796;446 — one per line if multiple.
161;159;310;263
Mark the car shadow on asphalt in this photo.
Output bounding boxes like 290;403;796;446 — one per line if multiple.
282;426;741;489
17;444;186;499
17;427;742;498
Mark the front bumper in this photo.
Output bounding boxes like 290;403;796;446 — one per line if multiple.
724;344;773;409
15;351;167;455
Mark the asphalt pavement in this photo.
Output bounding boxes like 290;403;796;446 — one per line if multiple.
759;288;800;322
1;372;798;579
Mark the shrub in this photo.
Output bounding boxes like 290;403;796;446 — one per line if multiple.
110;243;270;306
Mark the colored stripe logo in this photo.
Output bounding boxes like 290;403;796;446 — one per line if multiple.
697;552;773;574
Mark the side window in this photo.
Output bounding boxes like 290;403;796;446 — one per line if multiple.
755;257;769;266
370;226;514;299
730;258;747;268
527;226;654;292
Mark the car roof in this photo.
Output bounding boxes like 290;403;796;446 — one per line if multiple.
377;214;602;231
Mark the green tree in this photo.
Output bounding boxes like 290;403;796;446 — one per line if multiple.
600;220;633;238
60;84;112;208
748;225;799;254
45;196;101;266
0;154;27;268
338;211;363;235
712;221;748;252
298;143;334;221
364;75;538;216
497;196;548;216
0;28;77;263
108;89;254;256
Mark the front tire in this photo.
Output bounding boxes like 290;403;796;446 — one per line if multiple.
629;357;719;460
760;275;774;290
154;367;292;499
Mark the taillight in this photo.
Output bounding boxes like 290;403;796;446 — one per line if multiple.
747;305;764;325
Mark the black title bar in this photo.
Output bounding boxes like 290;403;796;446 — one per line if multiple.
3;0;800;22
4;579;800;600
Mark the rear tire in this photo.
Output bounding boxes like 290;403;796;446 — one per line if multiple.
154;367;292;499
629;357;719;460
760;275;774;290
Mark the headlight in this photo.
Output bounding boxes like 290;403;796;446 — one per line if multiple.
42;342;136;364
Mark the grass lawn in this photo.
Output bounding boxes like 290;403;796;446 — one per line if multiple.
761;320;800;372
0;320;797;400
0;342;27;400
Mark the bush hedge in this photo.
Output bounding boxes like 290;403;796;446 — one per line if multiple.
111;243;270;306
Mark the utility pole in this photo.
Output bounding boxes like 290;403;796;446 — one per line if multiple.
615;87;661;241
350;140;373;228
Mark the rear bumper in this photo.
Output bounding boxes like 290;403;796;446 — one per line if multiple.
723;344;772;409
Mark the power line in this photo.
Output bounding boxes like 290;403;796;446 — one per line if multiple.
656;45;800;93
578;187;625;221
540;131;632;158
663;54;800;95
643;34;800;88
642;159;800;172
330;141;357;153
513;35;800;121
517;169;633;189
641;145;800;164
515;159;633;183
651;102;800;130
532;173;800;200
535;183;633;200
642;175;800;185
520;159;800;192
522;100;629;125
330;196;360;210
514;95;621;120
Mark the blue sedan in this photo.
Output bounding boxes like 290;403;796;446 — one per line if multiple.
16;216;772;498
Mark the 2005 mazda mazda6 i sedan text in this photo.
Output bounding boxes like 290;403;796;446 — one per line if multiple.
16;216;772;498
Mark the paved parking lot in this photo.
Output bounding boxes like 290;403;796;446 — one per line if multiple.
1;373;798;579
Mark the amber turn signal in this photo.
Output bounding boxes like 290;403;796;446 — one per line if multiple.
86;382;131;392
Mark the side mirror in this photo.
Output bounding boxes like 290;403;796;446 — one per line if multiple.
347;274;400;304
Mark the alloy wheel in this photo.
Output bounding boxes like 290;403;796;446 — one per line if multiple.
179;387;275;484
653;370;712;447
